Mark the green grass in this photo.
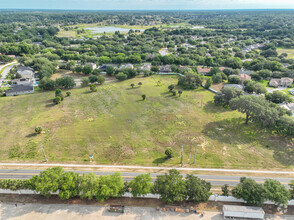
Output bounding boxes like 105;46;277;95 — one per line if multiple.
277;47;294;59
256;80;270;88
0;75;293;168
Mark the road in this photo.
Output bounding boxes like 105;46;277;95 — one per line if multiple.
0;169;292;187
0;61;18;84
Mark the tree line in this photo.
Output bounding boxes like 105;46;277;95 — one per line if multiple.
0;167;293;206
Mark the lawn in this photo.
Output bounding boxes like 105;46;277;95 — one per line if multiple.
0;75;293;169
277;47;294;59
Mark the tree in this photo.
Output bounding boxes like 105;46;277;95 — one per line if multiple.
228;76;241;84
78;173;100;200
165;147;174;159
178;72;203;90
230;95;280;126
81;78;90;87
205;78;212;89
97;75;105;85
222;184;229;196
82;65;92;75
89;84;97;92
232;177;265;205
138;82;142;86
89;75;98;83
55;77;76;89
106;66;115;75
141;94;146;101
130;83;135;88
168;84;175;91
96;172;124;202
214;87;243;107
58;171;79;200
264;179;290;206
290;180;294;199
30;167;64;198
39;77;55;91
178;90;182;97
53;96;61;104
153;169;187;203
212;73;223;84
116;72;128;81
151;66;159;72
55;89;62;97
66;92;71;97
35;126;43;134
265;91;292;104
172;91;176;96
128;174;153;198
185;175;211;203
225;57;242;69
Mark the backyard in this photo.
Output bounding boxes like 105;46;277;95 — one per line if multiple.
0;75;293;168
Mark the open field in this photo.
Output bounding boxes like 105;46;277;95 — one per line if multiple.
277;48;294;59
0;75;293;168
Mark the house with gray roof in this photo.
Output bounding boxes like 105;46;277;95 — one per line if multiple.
17;66;34;79
5;85;34;96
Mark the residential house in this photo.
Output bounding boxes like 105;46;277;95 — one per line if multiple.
98;64;117;71
159;65;172;73
88;63;97;70
269;78;293;88
197;67;211;75
17;66;34;79
219;67;227;71
237;74;251;82
11;78;33;86
223;84;244;90
5;85;34;96
141;63;152;71
119;64;134;71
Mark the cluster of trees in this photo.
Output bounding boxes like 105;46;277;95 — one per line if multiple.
178;71;203;90
0;167;211;204
1;167;293;207
214;87;294;136
53;89;71;104
232;177;292;206
39;76;76;91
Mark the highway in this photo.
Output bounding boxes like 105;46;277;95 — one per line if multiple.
0;169;292;187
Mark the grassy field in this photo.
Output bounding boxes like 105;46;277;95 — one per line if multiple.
277;48;294;59
0;75;293;168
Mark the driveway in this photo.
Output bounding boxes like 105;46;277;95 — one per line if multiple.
0;62;18;83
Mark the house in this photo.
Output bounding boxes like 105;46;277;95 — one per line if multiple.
17;66;34;79
223;205;264;220
223;84;244;90
269;77;293;88
237;74;251;81
88;63;97;70
141;63;152;71
119;64;134;71
197;67;211;75
240;69;254;75
98;64;117;71
219;67;227;71
5;85;34;96
159;65;172;73
11;78;33;86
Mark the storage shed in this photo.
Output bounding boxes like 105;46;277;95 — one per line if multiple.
223;205;265;219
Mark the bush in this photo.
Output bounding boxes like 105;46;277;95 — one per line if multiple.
116;72;128;81
39;77;56;91
141;94;146;100
66;92;71;97
89;84;97;92
97;75;105;84
165;147;174;159
168;84;175;91
35;126;43;134
53;96;61;104
81;78;90;87
228;76;241;84
212;73;223;84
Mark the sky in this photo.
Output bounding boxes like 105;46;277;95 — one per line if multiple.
1;0;294;10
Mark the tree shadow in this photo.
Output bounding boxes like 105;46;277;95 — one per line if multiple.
126;87;139;90
202;118;294;166
203;101;230;113
45;103;56;108
153;157;168;166
160;91;171;96
83;90;92;94
26;133;37;138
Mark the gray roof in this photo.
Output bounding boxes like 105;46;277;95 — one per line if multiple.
223;84;244;90
223;205;264;214
5;85;34;94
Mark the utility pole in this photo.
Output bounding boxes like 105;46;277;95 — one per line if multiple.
181;144;183;167
189;145;192;164
40;143;48;162
193;145;197;164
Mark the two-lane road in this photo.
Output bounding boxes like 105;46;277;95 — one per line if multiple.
0;169;292;187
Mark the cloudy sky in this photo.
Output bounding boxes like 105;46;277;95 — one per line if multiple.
1;0;294;10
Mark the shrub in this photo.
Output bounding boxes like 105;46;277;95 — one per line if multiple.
116;72;128;81
165;147;174;159
141;94;146;100
53;96;61;104
35;126;43;134
66;92;71;97
90;84;97;92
